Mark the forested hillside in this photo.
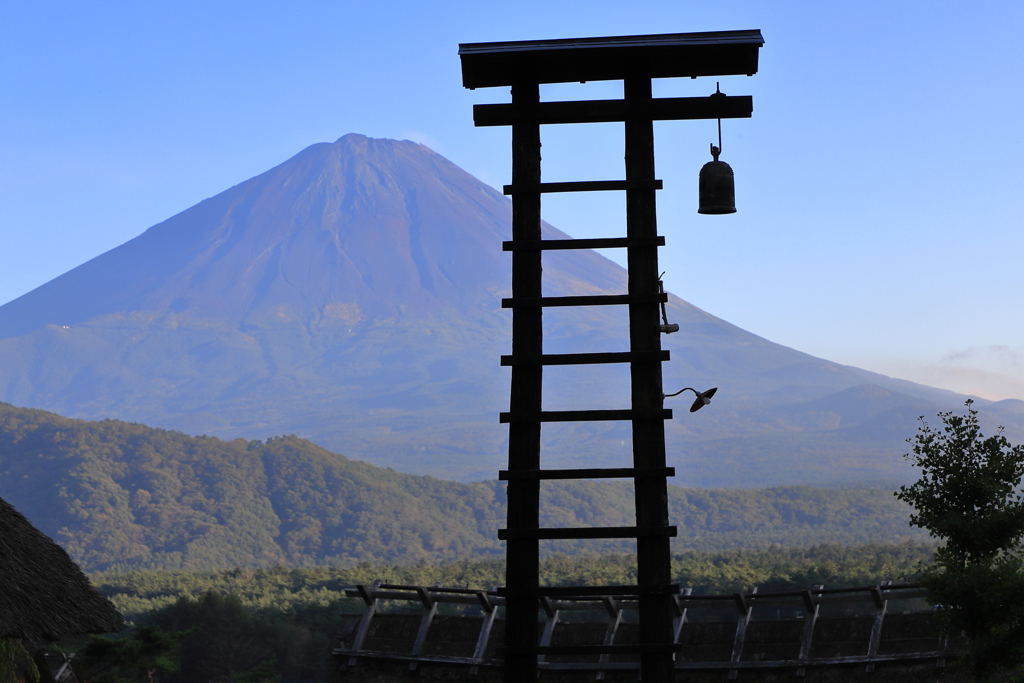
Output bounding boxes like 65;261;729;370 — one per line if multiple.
0;403;927;571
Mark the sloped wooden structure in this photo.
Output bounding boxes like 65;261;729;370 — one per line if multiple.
0;497;125;639
334;582;962;680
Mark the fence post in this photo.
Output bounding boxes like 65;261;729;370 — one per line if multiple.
469;590;498;676
865;581;889;673
538;597;560;664
672;588;692;644
796;585;822;677
728;588;756;680
409;586;439;671
596;597;623;681
349;583;380;666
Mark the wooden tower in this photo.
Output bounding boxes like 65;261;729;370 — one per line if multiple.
459;30;763;682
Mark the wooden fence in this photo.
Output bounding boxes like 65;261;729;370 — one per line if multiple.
333;582;960;678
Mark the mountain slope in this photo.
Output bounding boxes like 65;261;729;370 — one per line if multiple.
0;404;926;571
0;134;1014;485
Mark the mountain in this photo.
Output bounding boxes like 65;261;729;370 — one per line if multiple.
0;134;1018;485
0;403;927;572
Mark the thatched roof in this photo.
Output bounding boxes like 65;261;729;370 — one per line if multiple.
0;497;126;639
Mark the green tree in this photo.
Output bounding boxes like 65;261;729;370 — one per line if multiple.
896;400;1024;678
0;640;38;683
231;659;280;683
145;592;280;683
74;625;192;683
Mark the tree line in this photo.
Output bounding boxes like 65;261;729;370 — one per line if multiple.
0;402;926;572
68;542;933;683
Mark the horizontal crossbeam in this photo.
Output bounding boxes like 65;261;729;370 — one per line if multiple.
503;179;662;194
500;351;669;366
333;648;956;671
500;409;672;423
498;526;677;540
498;643;683;656
475;95;753;126
459;30;763;89
499;467;674;480
673;651;955;670
377;584;493;595
343;583;927;610
497;584;680;598
502;236;665;251
502;293;667;308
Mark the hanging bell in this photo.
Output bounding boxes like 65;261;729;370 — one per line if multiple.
698;143;736;214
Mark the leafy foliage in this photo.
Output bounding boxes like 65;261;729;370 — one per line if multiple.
0;403;927;572
897;401;1024;678
73;625;192;683
143;593;291;683
0;640;38;683
898;400;1024;568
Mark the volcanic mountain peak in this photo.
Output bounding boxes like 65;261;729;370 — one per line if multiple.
0;135;528;337
0;134;1009;484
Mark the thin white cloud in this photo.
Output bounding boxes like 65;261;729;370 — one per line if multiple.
400;130;445;154
860;346;1024;401
916;363;1024;402
940;345;1023;369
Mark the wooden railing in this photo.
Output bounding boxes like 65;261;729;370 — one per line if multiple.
333;582;960;677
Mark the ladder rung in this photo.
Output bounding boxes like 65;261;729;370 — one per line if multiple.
499;643;683;656
502;293;667;308
498;526;677;540
502;236;665;251
499;467;674;480
500;409;672;423
501;351;668;366
503;179;662;195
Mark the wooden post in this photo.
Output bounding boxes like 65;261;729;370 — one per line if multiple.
624;74;674;683
504;80;543;683
537;597;560;664
470;591;497;676
349;584;379;666
728;589;756;680
673;588;692;643
596;597;623;680
865;582;889;673
409;587;438;671
796;586;821;677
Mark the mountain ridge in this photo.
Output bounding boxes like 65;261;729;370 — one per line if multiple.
0;402;927;572
0;134;1015;485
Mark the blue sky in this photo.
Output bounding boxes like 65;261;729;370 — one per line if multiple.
1;1;1022;400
